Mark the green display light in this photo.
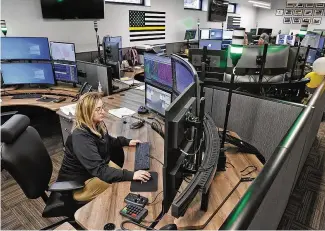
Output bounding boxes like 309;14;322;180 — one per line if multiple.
230;46;243;54
299;30;307;36
1;27;7;36
230;45;243;66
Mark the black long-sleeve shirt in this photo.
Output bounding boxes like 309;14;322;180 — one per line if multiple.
57;126;134;184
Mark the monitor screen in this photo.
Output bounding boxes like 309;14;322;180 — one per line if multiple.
174;61;195;93
185;29;197;40
210;29;223;40
258;28;272;35
144;53;173;88
41;0;104;19
276;35;295;46
199;40;222;50
1;63;55;85
145;83;172;116
200;29;210;40
223;30;233;40
318;37;325;49
53;63;78;83
306;49;317;64
50;42;76;62
1;37;51;60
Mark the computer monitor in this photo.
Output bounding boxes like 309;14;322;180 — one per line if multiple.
306;49;317;64
200;29;210;40
276;35;295;46
258;28;272;35
210;29;223;40
53;63;78;83
171;54;196;95
104;42;120;63
144;53;173;89
145;83;172;116
286;35;296;46
184;29;197;40
250;28;257;35
199;40;222;51
221;40;232;49
163;82;197;214
1;37;51;60
189;49;227;72
50;42;76;62
223;30;233;40
1;63;55;85
103;36;123;62
318;37;325;49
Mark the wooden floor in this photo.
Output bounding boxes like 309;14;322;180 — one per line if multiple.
1;122;325;230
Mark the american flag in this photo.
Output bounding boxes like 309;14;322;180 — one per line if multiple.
129;10;166;42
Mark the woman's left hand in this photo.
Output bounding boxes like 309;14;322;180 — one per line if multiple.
129;140;142;146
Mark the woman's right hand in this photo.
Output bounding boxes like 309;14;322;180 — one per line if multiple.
133;170;151;182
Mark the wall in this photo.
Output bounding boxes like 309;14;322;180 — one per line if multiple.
1;0;256;52
256;0;325;35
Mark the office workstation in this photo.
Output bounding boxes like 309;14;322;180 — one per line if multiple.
1;0;325;230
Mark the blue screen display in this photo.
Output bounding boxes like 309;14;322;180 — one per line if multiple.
54;63;78;83
210;29;223;40
1;63;55;85
199;40;222;50
175;62;194;93
1;37;51;60
307;49;317;64
144;53;173;88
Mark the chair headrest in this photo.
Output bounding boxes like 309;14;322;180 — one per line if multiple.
1;114;30;144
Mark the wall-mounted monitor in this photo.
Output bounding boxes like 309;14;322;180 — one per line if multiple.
41;0;104;19
50;42;76;62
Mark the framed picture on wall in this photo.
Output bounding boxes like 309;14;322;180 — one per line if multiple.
286;3;295;8
314;9;324;17
276;9;284;16
315;3;325;8
294;9;303;16
302;18;312;24
283;17;292;24
313;17;322;25
296;3;304;8
292;17;302;24
305;3;314;8
304;9;313;16
285;9;293;16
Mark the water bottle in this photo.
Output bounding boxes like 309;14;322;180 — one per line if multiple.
98;81;102;93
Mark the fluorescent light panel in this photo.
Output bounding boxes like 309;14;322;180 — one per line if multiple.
248;0;271;6
253;3;271;9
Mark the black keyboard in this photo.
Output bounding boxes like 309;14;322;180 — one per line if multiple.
134;142;150;171
12;94;42;99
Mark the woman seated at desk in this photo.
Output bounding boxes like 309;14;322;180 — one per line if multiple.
57;92;151;202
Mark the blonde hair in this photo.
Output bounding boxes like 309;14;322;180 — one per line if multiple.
74;92;106;137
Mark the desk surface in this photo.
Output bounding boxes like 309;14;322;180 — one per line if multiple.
72;89;263;230
1;86;79;111
54;222;76;230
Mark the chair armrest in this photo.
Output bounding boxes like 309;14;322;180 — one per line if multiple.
48;181;84;192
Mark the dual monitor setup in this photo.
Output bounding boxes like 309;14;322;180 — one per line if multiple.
1;37;78;86
143;52;220;220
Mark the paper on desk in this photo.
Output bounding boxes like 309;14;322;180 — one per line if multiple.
121;79;141;85
108;107;135;119
60;103;77;116
135;85;145;91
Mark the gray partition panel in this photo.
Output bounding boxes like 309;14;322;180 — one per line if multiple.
248;111;313;229
76;60;109;96
204;88;306;160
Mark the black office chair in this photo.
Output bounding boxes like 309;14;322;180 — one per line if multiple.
1;114;86;230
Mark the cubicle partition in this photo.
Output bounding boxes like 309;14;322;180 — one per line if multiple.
204;88;306;160
76;60;111;96
217;79;325;229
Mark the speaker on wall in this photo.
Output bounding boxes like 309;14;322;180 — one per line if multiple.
209;0;228;22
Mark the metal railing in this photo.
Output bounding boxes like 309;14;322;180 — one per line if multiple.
220;79;325;230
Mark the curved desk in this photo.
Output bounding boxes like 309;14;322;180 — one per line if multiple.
1;86;79;111
69;89;264;230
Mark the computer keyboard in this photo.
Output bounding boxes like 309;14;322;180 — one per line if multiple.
11;94;42;99
134;142;150;171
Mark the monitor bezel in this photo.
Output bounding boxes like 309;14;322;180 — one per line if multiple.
145;82;172;117
1;37;51;61
53;62;79;84
50;41;77;63
1;62;56;86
